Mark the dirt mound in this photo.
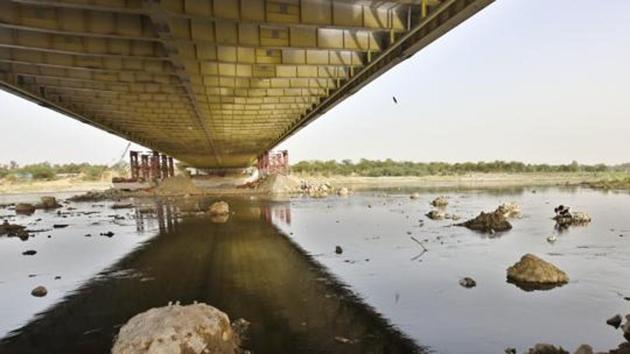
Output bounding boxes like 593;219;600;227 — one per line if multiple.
155;176;202;196
256;174;301;194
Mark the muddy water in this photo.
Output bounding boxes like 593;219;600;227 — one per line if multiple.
0;187;629;353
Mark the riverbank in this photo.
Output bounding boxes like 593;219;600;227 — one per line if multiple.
1;172;627;197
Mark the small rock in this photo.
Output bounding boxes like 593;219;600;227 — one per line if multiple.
425;210;446;220
209;201;230;216
31;286;48;297
505;348;516;354
459;277;477;288
54;276;61;280
495;202;521;218
335;246;343;254
334;336;354;344
15;203;36;215
36;196;62;209
337;187;349;197
410;192;420;200
573;344;594;354
100;231;114;237
623;314;630;341
111;202;133;209
231;318;250;339
53;224;69;229
431;196;448;207
607;314;622;328
547;235;557;243
22;250;37;256
527;343;569;354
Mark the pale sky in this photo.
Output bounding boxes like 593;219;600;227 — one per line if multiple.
1;0;629;166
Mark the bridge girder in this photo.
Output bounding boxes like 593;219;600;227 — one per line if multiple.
0;0;493;168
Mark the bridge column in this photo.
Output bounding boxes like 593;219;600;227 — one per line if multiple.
168;157;175;177
160;154;169;179
129;151;140;180
151;151;161;180
140;155;150;181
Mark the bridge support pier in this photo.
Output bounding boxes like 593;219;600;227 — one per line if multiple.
129;151;175;181
257;150;289;177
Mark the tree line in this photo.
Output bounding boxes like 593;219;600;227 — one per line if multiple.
0;162;128;181
290;159;623;177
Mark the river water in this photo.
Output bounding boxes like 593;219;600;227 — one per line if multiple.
0;186;629;353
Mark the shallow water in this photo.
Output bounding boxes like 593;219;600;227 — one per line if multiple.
0;187;629;353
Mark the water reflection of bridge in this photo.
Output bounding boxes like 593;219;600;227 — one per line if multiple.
1;199;425;354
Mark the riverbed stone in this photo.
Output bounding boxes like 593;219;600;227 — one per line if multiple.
623;315;630;341
607;314;623;329
459;211;512;233
209;201;230;216
425;210;446;220
31;286;47;297
410;193;420;200
15;203;36;215
507;254;569;286
527;343;569;354
112;303;238;354
573;345;593;354
431;196;448;207
337;187;349;197
36;196;62;209
495;202;521;218
459;277;477;288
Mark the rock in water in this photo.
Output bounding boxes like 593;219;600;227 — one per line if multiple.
209;201;230;216
507;254;569;287
335;246;343;254
22;250;37;256
623;314;630;341
573;345;594;354
36;196;62;209
31;286;47;297
606;314;622;328
425;210;446;220
431;196;448;207
459;211;512;233
15;203;36;215
112;303;239;354
526;343;569;354
495;202;521;218
410;193;420;200
337;187;349;197
459;277;477;288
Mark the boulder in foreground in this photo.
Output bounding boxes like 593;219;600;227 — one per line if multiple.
112;303;239;354
507;254;569;286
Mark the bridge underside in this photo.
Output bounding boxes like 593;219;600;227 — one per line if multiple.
0;0;492;168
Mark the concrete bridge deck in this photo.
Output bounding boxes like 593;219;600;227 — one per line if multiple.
0;0;493;168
